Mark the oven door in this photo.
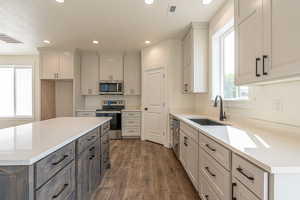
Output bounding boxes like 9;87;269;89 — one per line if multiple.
96;112;121;130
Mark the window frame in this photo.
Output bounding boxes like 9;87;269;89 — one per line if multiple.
212;19;249;102
0;65;33;119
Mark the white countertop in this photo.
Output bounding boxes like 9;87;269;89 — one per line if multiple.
0;117;111;166
171;113;300;174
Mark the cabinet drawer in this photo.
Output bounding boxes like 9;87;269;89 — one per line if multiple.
35;142;75;188
36;162;75;200
122;112;141;119
199;172;221;200
199;133;231;170
199;148;231;200
122;127;140;136
101;122;110;136
101;133;109;153
180;122;198;143
76;111;96;117
122;119;140;127
232;178;260;200
77;128;99;154
232;154;268;200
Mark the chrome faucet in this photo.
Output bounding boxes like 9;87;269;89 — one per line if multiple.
214;95;226;121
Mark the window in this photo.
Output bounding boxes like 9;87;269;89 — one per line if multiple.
0;65;33;118
212;20;248;100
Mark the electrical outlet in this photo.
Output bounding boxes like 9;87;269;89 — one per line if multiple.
272;99;283;112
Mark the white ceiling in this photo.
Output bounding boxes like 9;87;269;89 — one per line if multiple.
0;0;226;55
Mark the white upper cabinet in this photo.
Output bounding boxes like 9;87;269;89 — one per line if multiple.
235;0;300;85
263;0;300;81
99;53;124;81
124;52;141;96
80;51;99;95
235;0;263;85
40;49;74;80
182;22;208;93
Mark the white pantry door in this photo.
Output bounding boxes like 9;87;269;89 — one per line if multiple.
142;67;166;145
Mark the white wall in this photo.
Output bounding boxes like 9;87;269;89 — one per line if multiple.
0;55;40;128
195;0;300;128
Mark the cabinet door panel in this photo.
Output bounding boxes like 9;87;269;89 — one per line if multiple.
100;54;123;81
77;149;91;200
266;0;300;79
187;137;198;191
124;53;141;95
232;178;260;200
235;0;263;85
81;52;99;95
59;52;74;79
41;51;60;79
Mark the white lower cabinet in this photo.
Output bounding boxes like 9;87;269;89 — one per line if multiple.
122;111;141;137
232;178;260;200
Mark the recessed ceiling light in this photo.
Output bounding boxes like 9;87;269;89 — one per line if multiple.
56;0;64;3
145;41;151;44
43;40;51;44
145;0;154;5
202;0;213;4
93;40;99;44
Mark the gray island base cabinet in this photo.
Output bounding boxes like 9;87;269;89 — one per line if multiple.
0;120;111;200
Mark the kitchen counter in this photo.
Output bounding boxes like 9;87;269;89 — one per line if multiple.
0;117;111;166
171;113;300;174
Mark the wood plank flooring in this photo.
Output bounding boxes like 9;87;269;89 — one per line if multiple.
92;139;200;200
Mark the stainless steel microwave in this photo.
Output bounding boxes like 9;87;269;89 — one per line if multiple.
99;81;123;95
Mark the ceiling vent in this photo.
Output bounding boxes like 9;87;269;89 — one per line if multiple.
0;34;22;44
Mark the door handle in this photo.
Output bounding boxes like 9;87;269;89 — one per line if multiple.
262;55;268;75
256;58;261;77
144;108;148;111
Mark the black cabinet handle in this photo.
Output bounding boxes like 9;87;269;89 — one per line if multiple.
89;155;95;160
87;135;96;141
205;195;209;200
89;146;95;151
263;55;268;75
184;136;188;146
232;182;237;200
237;167;254;181
52;183;69;199
52;155;68;166
205;167;216;177
205;144;216;152
256;58;261;77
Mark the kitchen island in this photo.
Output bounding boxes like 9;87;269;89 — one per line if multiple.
0;117;111;200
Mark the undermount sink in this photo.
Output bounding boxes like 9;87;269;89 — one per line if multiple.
189;118;226;126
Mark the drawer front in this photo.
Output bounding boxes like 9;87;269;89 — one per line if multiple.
36;162;75;200
180;122;198;143
232;154;268;200
122;118;140;127
199;133;231;170
77;128;99;154
101;122;110;136
35;142;75;188
199;148;231;200
76;111;95;117
122;127;140;137
200;172;221;200
122;112;141;119
232;178;260;200
101;133;109;153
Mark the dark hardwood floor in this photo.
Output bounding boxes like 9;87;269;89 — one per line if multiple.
92;139;200;200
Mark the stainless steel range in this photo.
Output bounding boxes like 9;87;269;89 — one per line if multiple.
96;100;125;139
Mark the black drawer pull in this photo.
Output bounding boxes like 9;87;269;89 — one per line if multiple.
237;167;254;181
89;146;95;151
205;144;216;152
89;155;95;160
52;155;68;166
52;183;69;199
205;195;209;200
256;58;261;77
232;182;237;200
205;167;216;177
263;55;268;75
184;136;188;146
87;135;96;141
